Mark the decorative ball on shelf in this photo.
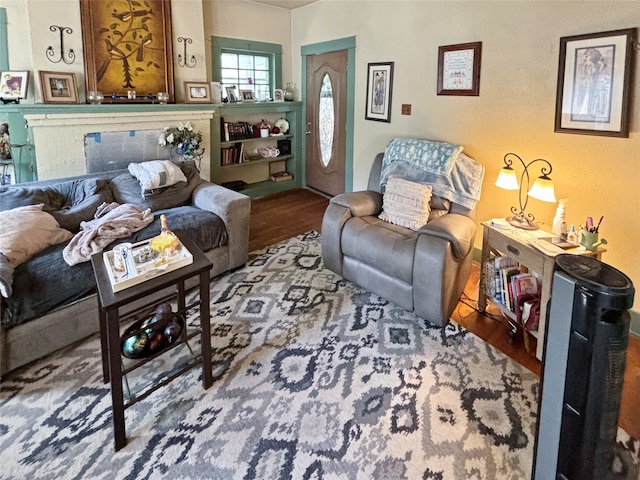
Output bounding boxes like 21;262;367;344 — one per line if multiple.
272;126;280;134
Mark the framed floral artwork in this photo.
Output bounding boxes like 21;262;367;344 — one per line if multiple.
554;28;636;137
79;0;174;102
39;71;78;104
0;71;29;101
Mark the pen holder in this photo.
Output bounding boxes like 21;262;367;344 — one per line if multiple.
580;230;607;251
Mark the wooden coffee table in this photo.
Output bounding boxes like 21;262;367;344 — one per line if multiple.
91;232;213;451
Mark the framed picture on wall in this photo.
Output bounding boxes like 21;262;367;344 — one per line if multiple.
437;42;482;96
184;81;211;103
365;62;394;122
0;71;29;100
79;0;174;102
554;28;636;137
39;71;78;104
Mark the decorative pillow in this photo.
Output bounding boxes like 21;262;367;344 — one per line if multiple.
110;162;201;211
128;160;187;197
379;177;433;230
0;204;73;267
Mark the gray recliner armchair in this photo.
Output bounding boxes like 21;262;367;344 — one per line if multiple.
321;152;477;327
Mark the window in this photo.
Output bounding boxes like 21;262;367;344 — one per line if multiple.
221;52;270;100
212;37;282;102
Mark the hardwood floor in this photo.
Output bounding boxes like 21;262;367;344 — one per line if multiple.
249;188;640;440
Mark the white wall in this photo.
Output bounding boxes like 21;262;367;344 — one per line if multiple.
0;0;209;102
291;1;640;315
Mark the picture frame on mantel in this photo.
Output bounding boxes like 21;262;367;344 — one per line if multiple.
79;0;174;102
0;71;29;100
184;81;211;103
554;28;636;138
437;42;482;96
39;71;78;104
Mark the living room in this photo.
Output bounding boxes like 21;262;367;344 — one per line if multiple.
0;0;639;477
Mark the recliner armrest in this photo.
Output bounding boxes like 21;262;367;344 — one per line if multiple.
330;191;383;217
417;213;476;259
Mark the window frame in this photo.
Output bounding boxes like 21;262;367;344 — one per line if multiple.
211;36;282;99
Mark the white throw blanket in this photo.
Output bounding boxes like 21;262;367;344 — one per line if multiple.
63;202;154;266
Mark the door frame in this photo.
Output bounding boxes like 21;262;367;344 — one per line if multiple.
301;36;356;193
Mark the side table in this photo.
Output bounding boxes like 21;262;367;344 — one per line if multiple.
91;232;213;451
478;221;604;361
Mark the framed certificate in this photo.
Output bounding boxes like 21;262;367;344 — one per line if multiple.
437;42;482;96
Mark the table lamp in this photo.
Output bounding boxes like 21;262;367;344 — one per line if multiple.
495;152;556;230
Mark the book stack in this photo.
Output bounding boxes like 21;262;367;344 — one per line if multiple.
484;256;539;314
220;118;255;142
220;142;245;165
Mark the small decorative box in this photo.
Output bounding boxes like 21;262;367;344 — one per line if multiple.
269;160;293;182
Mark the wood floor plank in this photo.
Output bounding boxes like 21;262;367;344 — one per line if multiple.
248;187;639;439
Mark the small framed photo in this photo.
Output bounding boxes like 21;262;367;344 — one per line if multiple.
225;85;238;103
0;71;29;100
273;88;284;102
240;89;255;103
555;28;636;138
39;71;78;104
365;62;394;123
184;81;211;103
437;42;482;96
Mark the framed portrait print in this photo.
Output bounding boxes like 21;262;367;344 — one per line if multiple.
39;71;78;104
0;71;29;100
365;62;394;122
274;88;284;102
79;0;174;102
555;28;636;137
225;86;238;103
184;81;211;103
240;89;255;103
437;42;482;96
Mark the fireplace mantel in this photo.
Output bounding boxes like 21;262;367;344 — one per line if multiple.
2;103;218;181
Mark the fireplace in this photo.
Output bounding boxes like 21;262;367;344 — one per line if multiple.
24;108;215;181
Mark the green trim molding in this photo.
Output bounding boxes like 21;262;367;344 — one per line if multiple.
0;8;8;70
210;36;282;95
301;36;356;192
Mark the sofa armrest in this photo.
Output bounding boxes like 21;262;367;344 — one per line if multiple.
192;182;251;270
330;191;383;217
417;213;476;259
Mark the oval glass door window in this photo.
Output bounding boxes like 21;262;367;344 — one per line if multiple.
319;73;334;168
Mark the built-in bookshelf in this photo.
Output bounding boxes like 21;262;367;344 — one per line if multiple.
211;102;303;198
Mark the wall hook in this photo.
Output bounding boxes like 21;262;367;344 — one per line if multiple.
177;37;197;68
46;25;75;64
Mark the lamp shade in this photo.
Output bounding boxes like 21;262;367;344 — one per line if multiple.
528;175;556;203
495;167;519;190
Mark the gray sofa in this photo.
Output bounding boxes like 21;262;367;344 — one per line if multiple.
0;162;251;378
321;153;477;326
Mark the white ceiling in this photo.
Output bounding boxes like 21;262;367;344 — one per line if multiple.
250;0;318;9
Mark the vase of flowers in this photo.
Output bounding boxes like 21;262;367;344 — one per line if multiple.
159;122;204;169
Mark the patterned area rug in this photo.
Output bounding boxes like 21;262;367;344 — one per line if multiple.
0;231;637;479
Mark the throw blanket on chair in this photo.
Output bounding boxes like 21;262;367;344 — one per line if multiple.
380;138;485;210
63;202;154;266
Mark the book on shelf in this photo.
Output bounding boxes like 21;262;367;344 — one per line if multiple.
220;142;245;165
220;117;255;142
